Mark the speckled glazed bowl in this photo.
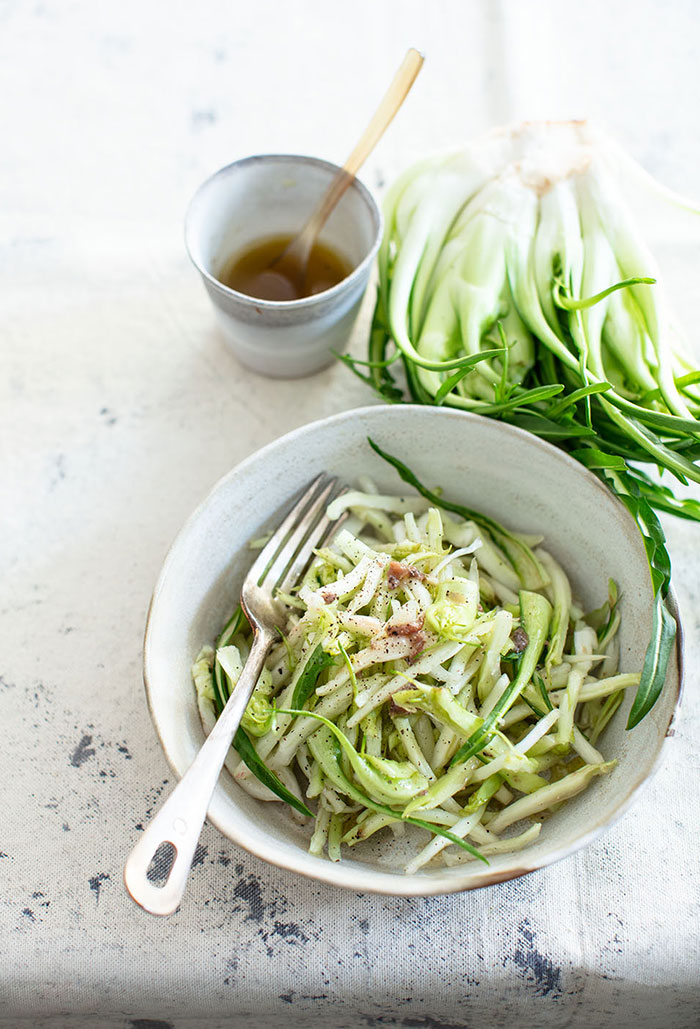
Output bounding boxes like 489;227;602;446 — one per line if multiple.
143;405;683;895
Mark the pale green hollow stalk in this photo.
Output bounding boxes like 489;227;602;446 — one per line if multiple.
368;121;700;477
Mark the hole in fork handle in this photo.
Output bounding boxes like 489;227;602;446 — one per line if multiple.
146;841;177;885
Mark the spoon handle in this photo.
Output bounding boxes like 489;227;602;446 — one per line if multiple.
123;629;273;916
289;47;424;266
342;47;424;180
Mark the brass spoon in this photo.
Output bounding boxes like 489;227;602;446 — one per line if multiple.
270;47;424;296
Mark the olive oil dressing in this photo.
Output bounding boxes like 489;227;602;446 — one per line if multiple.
218;235;352;302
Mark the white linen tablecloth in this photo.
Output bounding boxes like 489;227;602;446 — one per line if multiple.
2;2;699;1026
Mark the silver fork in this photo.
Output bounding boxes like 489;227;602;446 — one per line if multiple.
124;473;346;916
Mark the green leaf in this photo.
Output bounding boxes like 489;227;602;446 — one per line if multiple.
471;383;564;416
522;694;547;720
433;347;508;405
587;578;620;640
635;481;700;522
495;322;510;403
547;381;613;419
506;412;596;440
403;350;437;404
217;605;248;645
627;593;677;729
553;276;656;311
451;590;552;765
291;644;336;708
569;448;627;471
533;671;554;712
336;351;404;404
676;370;700;390
233;727;313;818
333;347;402;370
589;464;675;724
213;605;249;710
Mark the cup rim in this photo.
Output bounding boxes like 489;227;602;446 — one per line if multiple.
183;153;384;311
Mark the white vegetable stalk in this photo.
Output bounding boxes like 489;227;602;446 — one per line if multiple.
487;762;616;834
192;475;635;872
371;119;700;486
443;823;542;865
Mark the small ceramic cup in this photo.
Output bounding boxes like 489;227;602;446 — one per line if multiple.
184;154;383;378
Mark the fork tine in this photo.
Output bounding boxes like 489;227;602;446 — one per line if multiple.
245;473;329;587
261;476;338;591
276;486;350;595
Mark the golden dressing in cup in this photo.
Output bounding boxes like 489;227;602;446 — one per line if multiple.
218;234;352;302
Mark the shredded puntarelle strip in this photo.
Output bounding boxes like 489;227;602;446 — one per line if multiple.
192;467;637;873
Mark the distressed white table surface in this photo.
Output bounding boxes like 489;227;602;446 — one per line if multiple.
2;2;699;1027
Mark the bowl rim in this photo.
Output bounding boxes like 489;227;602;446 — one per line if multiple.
183;153;384;312
142;404;685;896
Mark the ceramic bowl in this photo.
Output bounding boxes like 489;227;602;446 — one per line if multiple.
143;405;683;895
184;155;382;378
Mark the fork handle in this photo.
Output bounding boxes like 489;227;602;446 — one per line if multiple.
124;628;274;916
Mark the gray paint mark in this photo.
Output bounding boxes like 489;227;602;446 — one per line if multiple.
21;908;35;922
192;843;207;868
49;453;66;490
222;956;239;987
360;1018;467;1029
29;682;52;709
259;918;313;958
117;742;132;759
401;1019;468;1029
135;779;170;831
88;872;110;902
70;734;96;767
511;918;562;997
278;990;329;1005
269;920;309;944
233;874;265;923
191;109;218;129
129;1021;174;1029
